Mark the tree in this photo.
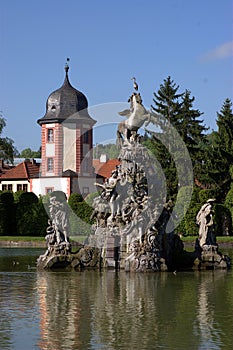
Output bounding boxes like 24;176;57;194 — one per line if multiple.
93;143;118;159
0;115;18;163
202;99;233;195
149;77;184;199
20;147;41;158
151;76;184;129
216;98;233;156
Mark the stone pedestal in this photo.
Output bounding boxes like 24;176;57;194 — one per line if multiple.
193;241;231;270
37;242;101;270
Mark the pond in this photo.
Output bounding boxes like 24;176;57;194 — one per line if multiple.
0;247;233;350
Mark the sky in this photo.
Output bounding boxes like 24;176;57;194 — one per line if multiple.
0;0;232;152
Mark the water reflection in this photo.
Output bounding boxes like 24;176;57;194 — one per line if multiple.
35;269;233;350
36;272;84;349
0;248;233;350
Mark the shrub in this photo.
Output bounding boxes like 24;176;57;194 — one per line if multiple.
15;191;39;236
214;204;232;236
0;191;16;235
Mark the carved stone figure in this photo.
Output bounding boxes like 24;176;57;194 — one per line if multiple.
196;199;216;248
117;92;150;146
48;195;70;244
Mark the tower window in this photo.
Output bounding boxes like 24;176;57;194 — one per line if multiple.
47;129;54;142
83;130;89;143
47;158;54;172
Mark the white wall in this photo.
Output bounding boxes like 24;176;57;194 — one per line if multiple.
31;177;69;197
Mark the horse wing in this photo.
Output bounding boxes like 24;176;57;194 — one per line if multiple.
118;109;131;117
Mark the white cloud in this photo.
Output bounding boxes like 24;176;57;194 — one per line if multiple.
200;41;233;62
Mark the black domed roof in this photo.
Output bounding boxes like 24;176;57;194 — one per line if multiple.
37;65;95;125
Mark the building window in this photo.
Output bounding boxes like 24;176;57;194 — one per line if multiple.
46;187;54;194
47;158;54;172
83;130;89;143
7;184;13;191
2;185;7;191
17;184;22;191
47;129;54;142
23;184;28;191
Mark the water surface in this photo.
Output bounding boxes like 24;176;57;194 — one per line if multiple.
0;248;232;350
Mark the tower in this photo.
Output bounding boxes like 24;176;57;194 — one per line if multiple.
34;63;96;197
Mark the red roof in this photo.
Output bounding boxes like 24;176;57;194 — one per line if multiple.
93;159;120;179
0;160;12;177
0;160;40;180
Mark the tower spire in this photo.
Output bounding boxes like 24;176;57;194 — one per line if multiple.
64;57;70;74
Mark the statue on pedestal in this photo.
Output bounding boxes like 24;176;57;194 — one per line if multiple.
196;199;216;248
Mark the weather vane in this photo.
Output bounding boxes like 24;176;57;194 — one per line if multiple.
131;77;139;91
65;57;70;72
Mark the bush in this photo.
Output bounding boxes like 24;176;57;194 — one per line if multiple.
225;185;233;233
0;191;16;235
68;193;93;236
214;204;232;236
175;187;201;237
15;191;39;236
198;188;221;204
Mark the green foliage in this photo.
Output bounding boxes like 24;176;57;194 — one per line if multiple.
0;115;18;163
20;147;41;158
198;188;221;205
225;186;233;230
175;187;201;237
85;192;99;206
93;143;119;159
68;198;94;236
15;191;40;236
214;204;232;236
68;193;84;211
0;191;16;235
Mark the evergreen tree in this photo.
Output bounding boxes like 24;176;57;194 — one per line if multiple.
216;98;233;156
202;99;233;196
149;76;184;199
178;90;209;181
151;76;184;129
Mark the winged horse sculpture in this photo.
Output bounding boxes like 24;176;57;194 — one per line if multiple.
117;92;151;145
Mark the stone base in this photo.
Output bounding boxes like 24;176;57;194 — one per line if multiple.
193;244;231;270
37;243;101;270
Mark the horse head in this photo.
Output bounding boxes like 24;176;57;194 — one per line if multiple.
128;92;142;106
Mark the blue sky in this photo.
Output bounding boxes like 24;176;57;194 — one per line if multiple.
0;0;232;152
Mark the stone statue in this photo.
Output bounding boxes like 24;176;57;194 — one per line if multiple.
48;195;70;244
117;92;150;146
196;199;216;248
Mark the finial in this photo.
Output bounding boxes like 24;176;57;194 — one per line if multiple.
65;57;70;73
131;77;139;91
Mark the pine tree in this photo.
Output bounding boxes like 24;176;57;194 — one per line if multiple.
204;98;233;197
216;98;233;156
178;90;209;181
149;76;184;199
151;76;184;129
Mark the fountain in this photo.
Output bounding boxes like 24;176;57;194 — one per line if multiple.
37;85;230;271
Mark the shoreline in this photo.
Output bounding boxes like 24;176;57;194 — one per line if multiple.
0;239;233;249
0;240;46;248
